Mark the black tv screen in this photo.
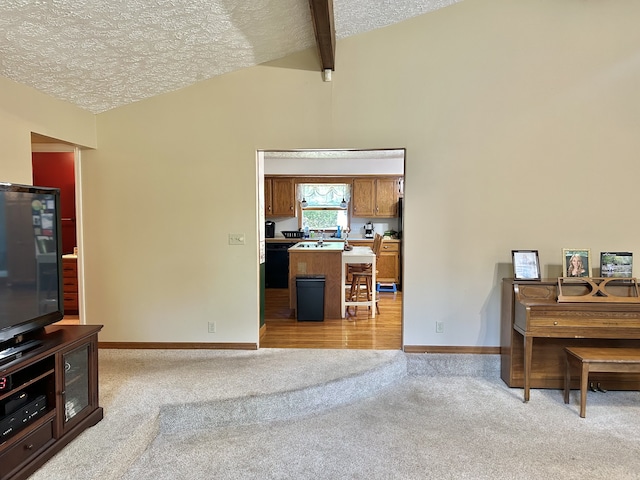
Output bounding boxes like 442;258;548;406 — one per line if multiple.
0;183;64;345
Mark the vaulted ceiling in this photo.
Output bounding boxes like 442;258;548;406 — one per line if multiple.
0;0;460;114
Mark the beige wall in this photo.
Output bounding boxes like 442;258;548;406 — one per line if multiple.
3;0;640;347
0;77;96;185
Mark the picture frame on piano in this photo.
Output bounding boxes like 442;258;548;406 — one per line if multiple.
512;250;541;280
600;251;633;278
563;248;592;278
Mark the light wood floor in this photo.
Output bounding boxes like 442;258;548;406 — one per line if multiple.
261;288;403;350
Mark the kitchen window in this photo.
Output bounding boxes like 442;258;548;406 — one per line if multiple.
298;183;350;232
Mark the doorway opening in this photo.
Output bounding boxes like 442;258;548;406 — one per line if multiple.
259;149;405;350
31;133;83;325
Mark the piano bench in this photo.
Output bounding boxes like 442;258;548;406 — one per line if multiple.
563;347;640;418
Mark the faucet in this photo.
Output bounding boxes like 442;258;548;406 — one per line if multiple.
317;230;324;247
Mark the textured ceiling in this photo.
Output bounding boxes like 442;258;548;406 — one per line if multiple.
0;0;460;113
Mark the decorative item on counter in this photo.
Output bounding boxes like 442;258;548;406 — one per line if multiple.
336;225;341;238
343;228;352;250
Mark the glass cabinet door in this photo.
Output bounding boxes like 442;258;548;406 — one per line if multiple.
62;344;90;424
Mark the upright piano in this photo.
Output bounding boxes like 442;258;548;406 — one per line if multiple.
501;278;640;401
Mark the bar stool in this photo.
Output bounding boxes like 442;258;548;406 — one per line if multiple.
346;234;383;316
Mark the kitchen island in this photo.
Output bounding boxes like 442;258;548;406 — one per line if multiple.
269;236;400;288
288;242;376;320
288;242;344;319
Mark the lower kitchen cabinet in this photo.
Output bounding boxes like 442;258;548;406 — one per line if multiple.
62;256;78;315
377;241;400;285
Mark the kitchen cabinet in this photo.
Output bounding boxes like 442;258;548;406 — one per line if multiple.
348;240;400;285
62;256;78;314
351;177;399;218
265;177;295;217
377;241;400;285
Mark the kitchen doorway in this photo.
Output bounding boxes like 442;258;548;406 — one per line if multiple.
259;149;405;350
31;133;84;324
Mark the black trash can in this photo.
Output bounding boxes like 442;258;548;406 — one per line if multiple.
296;275;325;321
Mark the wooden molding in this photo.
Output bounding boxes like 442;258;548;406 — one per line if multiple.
99;342;258;350
403;345;500;354
102;343;498;355
260;323;267;340
309;0;335;71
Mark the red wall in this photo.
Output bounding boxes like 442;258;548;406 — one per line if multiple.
32;152;76;254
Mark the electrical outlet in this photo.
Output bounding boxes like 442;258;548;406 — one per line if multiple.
436;321;444;334
228;233;245;245
208;322;216;333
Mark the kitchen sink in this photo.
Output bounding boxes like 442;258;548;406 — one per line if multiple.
289;241;345;250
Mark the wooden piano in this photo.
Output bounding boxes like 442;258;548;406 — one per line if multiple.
501;278;640;401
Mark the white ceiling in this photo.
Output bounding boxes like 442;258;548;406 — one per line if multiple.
0;0;460;114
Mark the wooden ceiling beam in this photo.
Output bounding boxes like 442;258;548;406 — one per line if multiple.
309;0;336;72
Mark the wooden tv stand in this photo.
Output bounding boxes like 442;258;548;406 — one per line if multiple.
0;325;103;480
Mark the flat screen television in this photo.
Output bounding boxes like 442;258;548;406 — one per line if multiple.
0;183;64;350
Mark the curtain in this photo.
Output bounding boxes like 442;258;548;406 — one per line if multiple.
297;184;350;207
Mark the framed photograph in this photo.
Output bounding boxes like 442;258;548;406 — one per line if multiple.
563;248;592;278
600;252;633;278
512;250;541;280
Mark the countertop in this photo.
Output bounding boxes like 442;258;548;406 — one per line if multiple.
266;236;399;243
289;241;345;251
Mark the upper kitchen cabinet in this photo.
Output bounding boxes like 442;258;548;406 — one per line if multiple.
265;177;296;217
352;177;400;218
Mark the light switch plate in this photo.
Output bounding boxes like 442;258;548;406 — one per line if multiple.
228;233;245;245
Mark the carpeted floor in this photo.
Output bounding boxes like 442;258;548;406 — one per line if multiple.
28;349;640;480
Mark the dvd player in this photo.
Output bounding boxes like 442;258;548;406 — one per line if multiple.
0;394;47;441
